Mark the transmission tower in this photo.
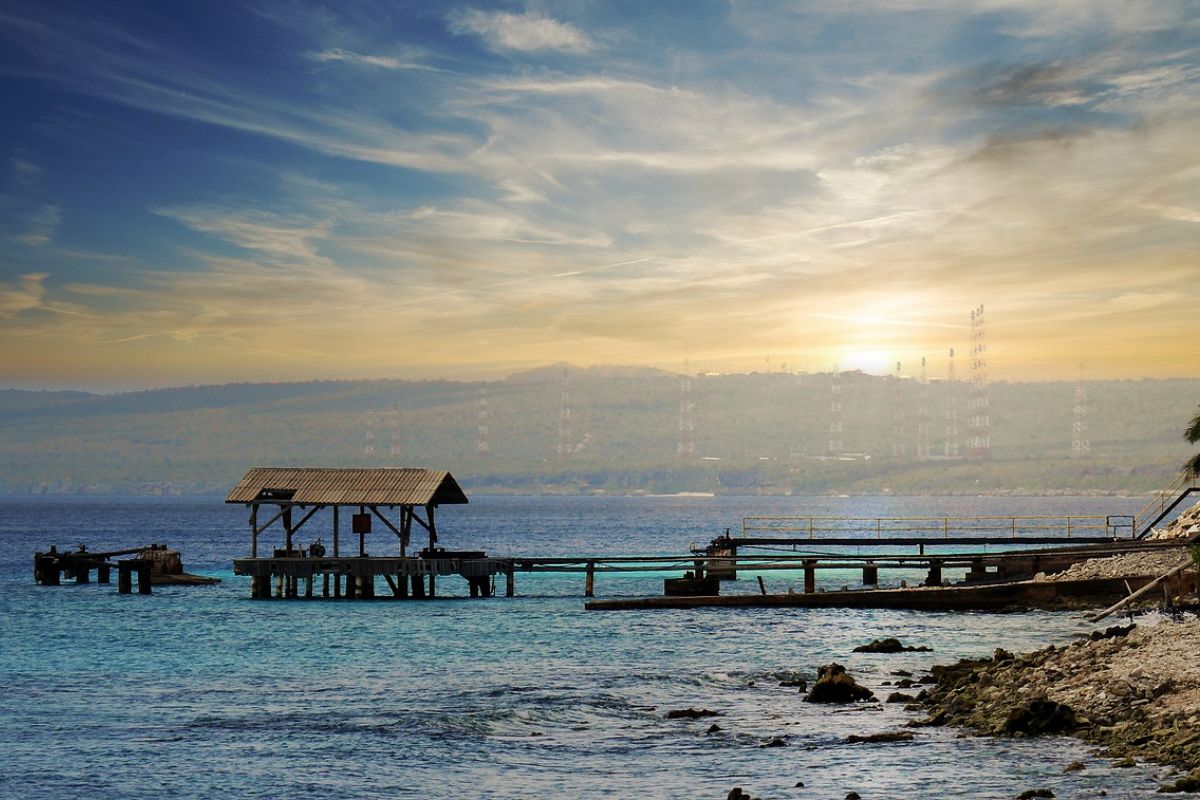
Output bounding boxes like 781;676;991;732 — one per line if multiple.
828;367;843;455
1072;367;1089;458
677;361;695;458
891;361;906;459
944;348;959;458
477;385;491;457
388;403;400;458
557;366;572;459
364;404;375;456
967;304;991;459
916;357;930;460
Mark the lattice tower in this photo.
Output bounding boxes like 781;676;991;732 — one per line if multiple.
676;361;695;457
364;404;375;455
828;368;843;454
967;305;991;459
892;361;906;459
557;366;572;459
388;403;400;458
944;348;959;457
1072;368;1089;458
916;356;930;460
477;385;491;457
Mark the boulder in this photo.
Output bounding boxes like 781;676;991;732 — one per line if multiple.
665;708;722;720
1001;697;1078;736
844;731;914;744
805;663;876;703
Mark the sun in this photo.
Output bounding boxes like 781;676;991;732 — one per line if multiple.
838;350;892;375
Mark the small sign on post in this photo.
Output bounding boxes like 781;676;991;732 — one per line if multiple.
352;513;372;534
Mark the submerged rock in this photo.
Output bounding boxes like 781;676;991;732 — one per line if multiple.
1015;790;1054;799
805;663;876;703
665;708;722;720
844;730;914;744
853;637;932;653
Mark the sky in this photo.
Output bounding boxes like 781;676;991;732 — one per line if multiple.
0;0;1198;391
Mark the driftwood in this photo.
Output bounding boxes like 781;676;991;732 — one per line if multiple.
1088;559;1193;623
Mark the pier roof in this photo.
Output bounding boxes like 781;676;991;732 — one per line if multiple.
226;467;468;507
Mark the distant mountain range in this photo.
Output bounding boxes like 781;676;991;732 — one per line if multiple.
1;367;1196;496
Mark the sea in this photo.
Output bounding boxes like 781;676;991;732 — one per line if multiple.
0;494;1177;799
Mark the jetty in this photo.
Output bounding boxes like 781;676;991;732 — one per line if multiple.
33;543;218;593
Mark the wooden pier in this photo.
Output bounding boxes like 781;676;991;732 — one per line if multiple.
228;467;519;599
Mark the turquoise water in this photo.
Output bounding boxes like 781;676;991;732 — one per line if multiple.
0;495;1173;798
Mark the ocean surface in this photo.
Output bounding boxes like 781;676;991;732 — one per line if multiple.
0;494;1176;799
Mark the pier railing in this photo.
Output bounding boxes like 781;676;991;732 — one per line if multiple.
1133;468;1199;537
740;515;1135;541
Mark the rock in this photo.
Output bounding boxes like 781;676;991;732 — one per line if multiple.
994;648;1014;662
1063;761;1085;773
706;723;721;735
845;793;861;800
761;736;788;748
1016;790;1054;799
1114;757;1136;768
886;692;916;703
780;677;808;691
1159;769;1200;793
665;708;722;719
1001;698;1078;736
794;781;805;787
853;638;932;653
726;789;751;800
805;663;876;703
844;731;914;744
894;679;916;688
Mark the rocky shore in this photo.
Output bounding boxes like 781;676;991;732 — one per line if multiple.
916;617;1200;790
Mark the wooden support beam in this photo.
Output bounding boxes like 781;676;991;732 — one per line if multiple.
585;562;595;597
290;505;322;538
76;565;90;584
283;506;294;554
250;504;259;558
137;562;152;594
369;505;403;540
925;559;943;587
804;559;816;594
332;506;340;557
97;564;110;584
411;573;425;599
862;563;878;586
117;562;132;594
506;566;515;598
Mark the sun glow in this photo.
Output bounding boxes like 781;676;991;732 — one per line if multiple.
837;350;893;375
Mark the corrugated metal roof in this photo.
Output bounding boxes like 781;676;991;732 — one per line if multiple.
225;467;469;506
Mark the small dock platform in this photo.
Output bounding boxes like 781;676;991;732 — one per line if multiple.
34;543;218;593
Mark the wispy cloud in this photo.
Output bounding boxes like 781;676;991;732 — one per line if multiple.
447;9;592;53
308;47;443;72
0;272;47;316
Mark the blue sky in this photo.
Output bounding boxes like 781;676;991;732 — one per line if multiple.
1;0;1198;389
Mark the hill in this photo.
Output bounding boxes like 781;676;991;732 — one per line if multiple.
0;369;1196;496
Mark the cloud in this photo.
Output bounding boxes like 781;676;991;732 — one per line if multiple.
307;47;442;72
0;272;46;316
447;9;592;53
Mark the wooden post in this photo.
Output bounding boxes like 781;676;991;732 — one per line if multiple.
469;578;479;598
803;559;816;594
305;575;313;599
332;506;340;557
117;562;132;594
345;572;357;599
283;505;293;554
250;504;259;558
411;573;425;599
585;562;595;597
506;566;515;598
862;563;878;586
252;575;270;599
275;573;283;598
360;575;375;599
76;564;90;584
428;572;436;598
757;575;767;595
397;572;408;599
322;573;329;598
427;504;437;550
97;564;111;584
137;562;152;594
334;574;342;598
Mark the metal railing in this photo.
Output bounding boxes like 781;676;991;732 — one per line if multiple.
1133;468;1199;537
741;514;1135;540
